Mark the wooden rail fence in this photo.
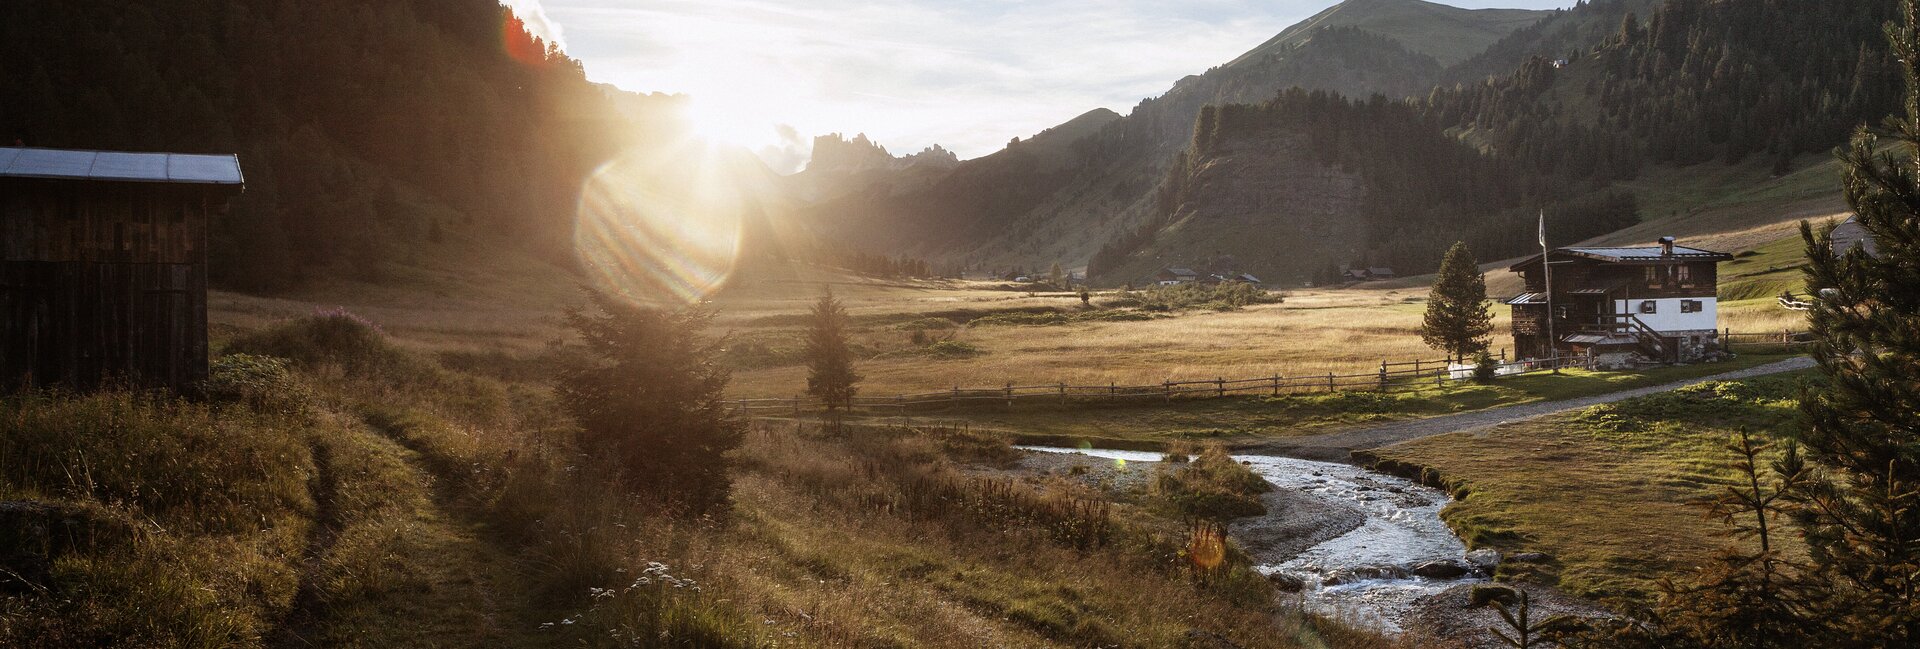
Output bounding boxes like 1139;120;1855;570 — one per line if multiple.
730;351;1595;415
734;330;1811;416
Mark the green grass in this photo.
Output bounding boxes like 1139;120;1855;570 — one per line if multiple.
906;353;1793;448
1369;371;1813;608
1718;233;1814;301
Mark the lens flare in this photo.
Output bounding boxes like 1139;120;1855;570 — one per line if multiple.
573;151;746;303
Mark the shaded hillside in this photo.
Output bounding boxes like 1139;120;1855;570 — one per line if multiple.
793;0;1552;277
1441;0;1662;85
1429;0;1899;181
1091;90;1638;284
1228;0;1550;68
0;0;640;293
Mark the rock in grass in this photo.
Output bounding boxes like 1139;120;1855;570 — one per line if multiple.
1465;549;1502;570
1510;552;1553;563
1413;560;1469;579
1470;584;1518;607
1267;572;1306;593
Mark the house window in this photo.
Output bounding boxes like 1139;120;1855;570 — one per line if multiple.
1645;266;1663;288
1675;265;1694;287
1681;299;1702;313
1640;300;1658;314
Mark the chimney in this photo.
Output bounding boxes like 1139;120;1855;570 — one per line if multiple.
1659;236;1676;256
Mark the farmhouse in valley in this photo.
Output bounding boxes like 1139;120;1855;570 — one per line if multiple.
1831;215;1879;258
1154;267;1200;285
0;146;244;392
1506;237;1732;367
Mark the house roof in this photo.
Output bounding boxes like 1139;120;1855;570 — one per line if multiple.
1509;244;1733;271
1506;292;1547;305
1367;267;1396;276
1163;267;1198;276
0;147;244;186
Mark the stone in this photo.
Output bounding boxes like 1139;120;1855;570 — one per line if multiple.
1412;560;1469;579
1511;552;1553;563
1266;572;1306;593
1465;549;1502;570
1322;565;1406;586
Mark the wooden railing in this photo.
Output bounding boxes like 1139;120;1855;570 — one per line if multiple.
728;352;1592;416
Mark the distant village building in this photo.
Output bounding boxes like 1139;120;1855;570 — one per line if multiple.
1342;266;1396;281
1154;267;1200;286
1831;215;1879;258
1;147;244;391
1506;237;1732;367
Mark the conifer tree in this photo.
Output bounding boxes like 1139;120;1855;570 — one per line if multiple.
557;290;742;513
804;291;861;415
1421;241;1494;359
1791;0;1920;639
1050;262;1065;289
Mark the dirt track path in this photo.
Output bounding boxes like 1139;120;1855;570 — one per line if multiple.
1251;357;1817;463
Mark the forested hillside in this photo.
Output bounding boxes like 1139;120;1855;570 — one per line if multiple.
0;0;643;292
793;0;1554;280
1089;90;1639;281
1085;0;1897;283
1428;0;1899;182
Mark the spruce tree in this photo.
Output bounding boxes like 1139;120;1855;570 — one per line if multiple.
804;291;861;415
1791;0;1920;639
1421;241;1494;359
1050;262;1065;289
557;290;742;514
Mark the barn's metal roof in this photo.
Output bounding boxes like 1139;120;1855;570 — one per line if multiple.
1506;292;1547;305
1509;244;1732;270
0;147;243;185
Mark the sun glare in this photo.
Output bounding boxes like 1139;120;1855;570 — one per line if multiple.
684;95;782;151
573;146;748;304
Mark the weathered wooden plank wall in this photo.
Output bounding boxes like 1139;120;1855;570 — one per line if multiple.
2;180;215;392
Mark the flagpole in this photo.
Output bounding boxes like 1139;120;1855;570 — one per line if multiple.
1541;210;1557;374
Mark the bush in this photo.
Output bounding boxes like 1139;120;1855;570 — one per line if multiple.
1154;445;1271;521
226;308;397;373
1132;283;1280;312
202;353;312;415
1472;351;1498;384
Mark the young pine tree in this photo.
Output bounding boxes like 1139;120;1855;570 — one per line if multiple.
805;292;861;414
1421;241;1494;360
1049;261;1065;290
1790;0;1920;639
556;290;742;514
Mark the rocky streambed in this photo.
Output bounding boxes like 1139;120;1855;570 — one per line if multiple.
1018;446;1495;636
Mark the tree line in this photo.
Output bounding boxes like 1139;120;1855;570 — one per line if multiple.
0;0;637;291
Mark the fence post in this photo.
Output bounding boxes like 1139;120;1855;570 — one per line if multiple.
1500;348;1507;362
1271;375;1280;396
1059;382;1067;405
1164;381;1172;402
1378;362;1388;392
1435;366;1444;387
1005;382;1014;408
1217;377;1225;398
1327;372;1335;393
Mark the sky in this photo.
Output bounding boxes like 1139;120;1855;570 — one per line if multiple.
508;0;1580;173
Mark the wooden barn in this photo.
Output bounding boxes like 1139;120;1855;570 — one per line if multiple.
1;147;244;392
1506;237;1732;366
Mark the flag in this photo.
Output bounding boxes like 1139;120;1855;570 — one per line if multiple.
1537;210;1547;248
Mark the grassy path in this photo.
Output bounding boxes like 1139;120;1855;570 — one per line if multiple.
1253;356;1816;462
270;415;547;647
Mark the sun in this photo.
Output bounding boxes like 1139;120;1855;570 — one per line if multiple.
683;95;782;151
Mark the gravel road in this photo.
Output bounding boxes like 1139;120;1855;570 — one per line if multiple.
1251;357;1817;463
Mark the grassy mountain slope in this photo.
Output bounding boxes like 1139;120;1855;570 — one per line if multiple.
1228;0;1550;68
793;0;1553;278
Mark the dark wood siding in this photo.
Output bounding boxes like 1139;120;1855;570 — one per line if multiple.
1;180;217;392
